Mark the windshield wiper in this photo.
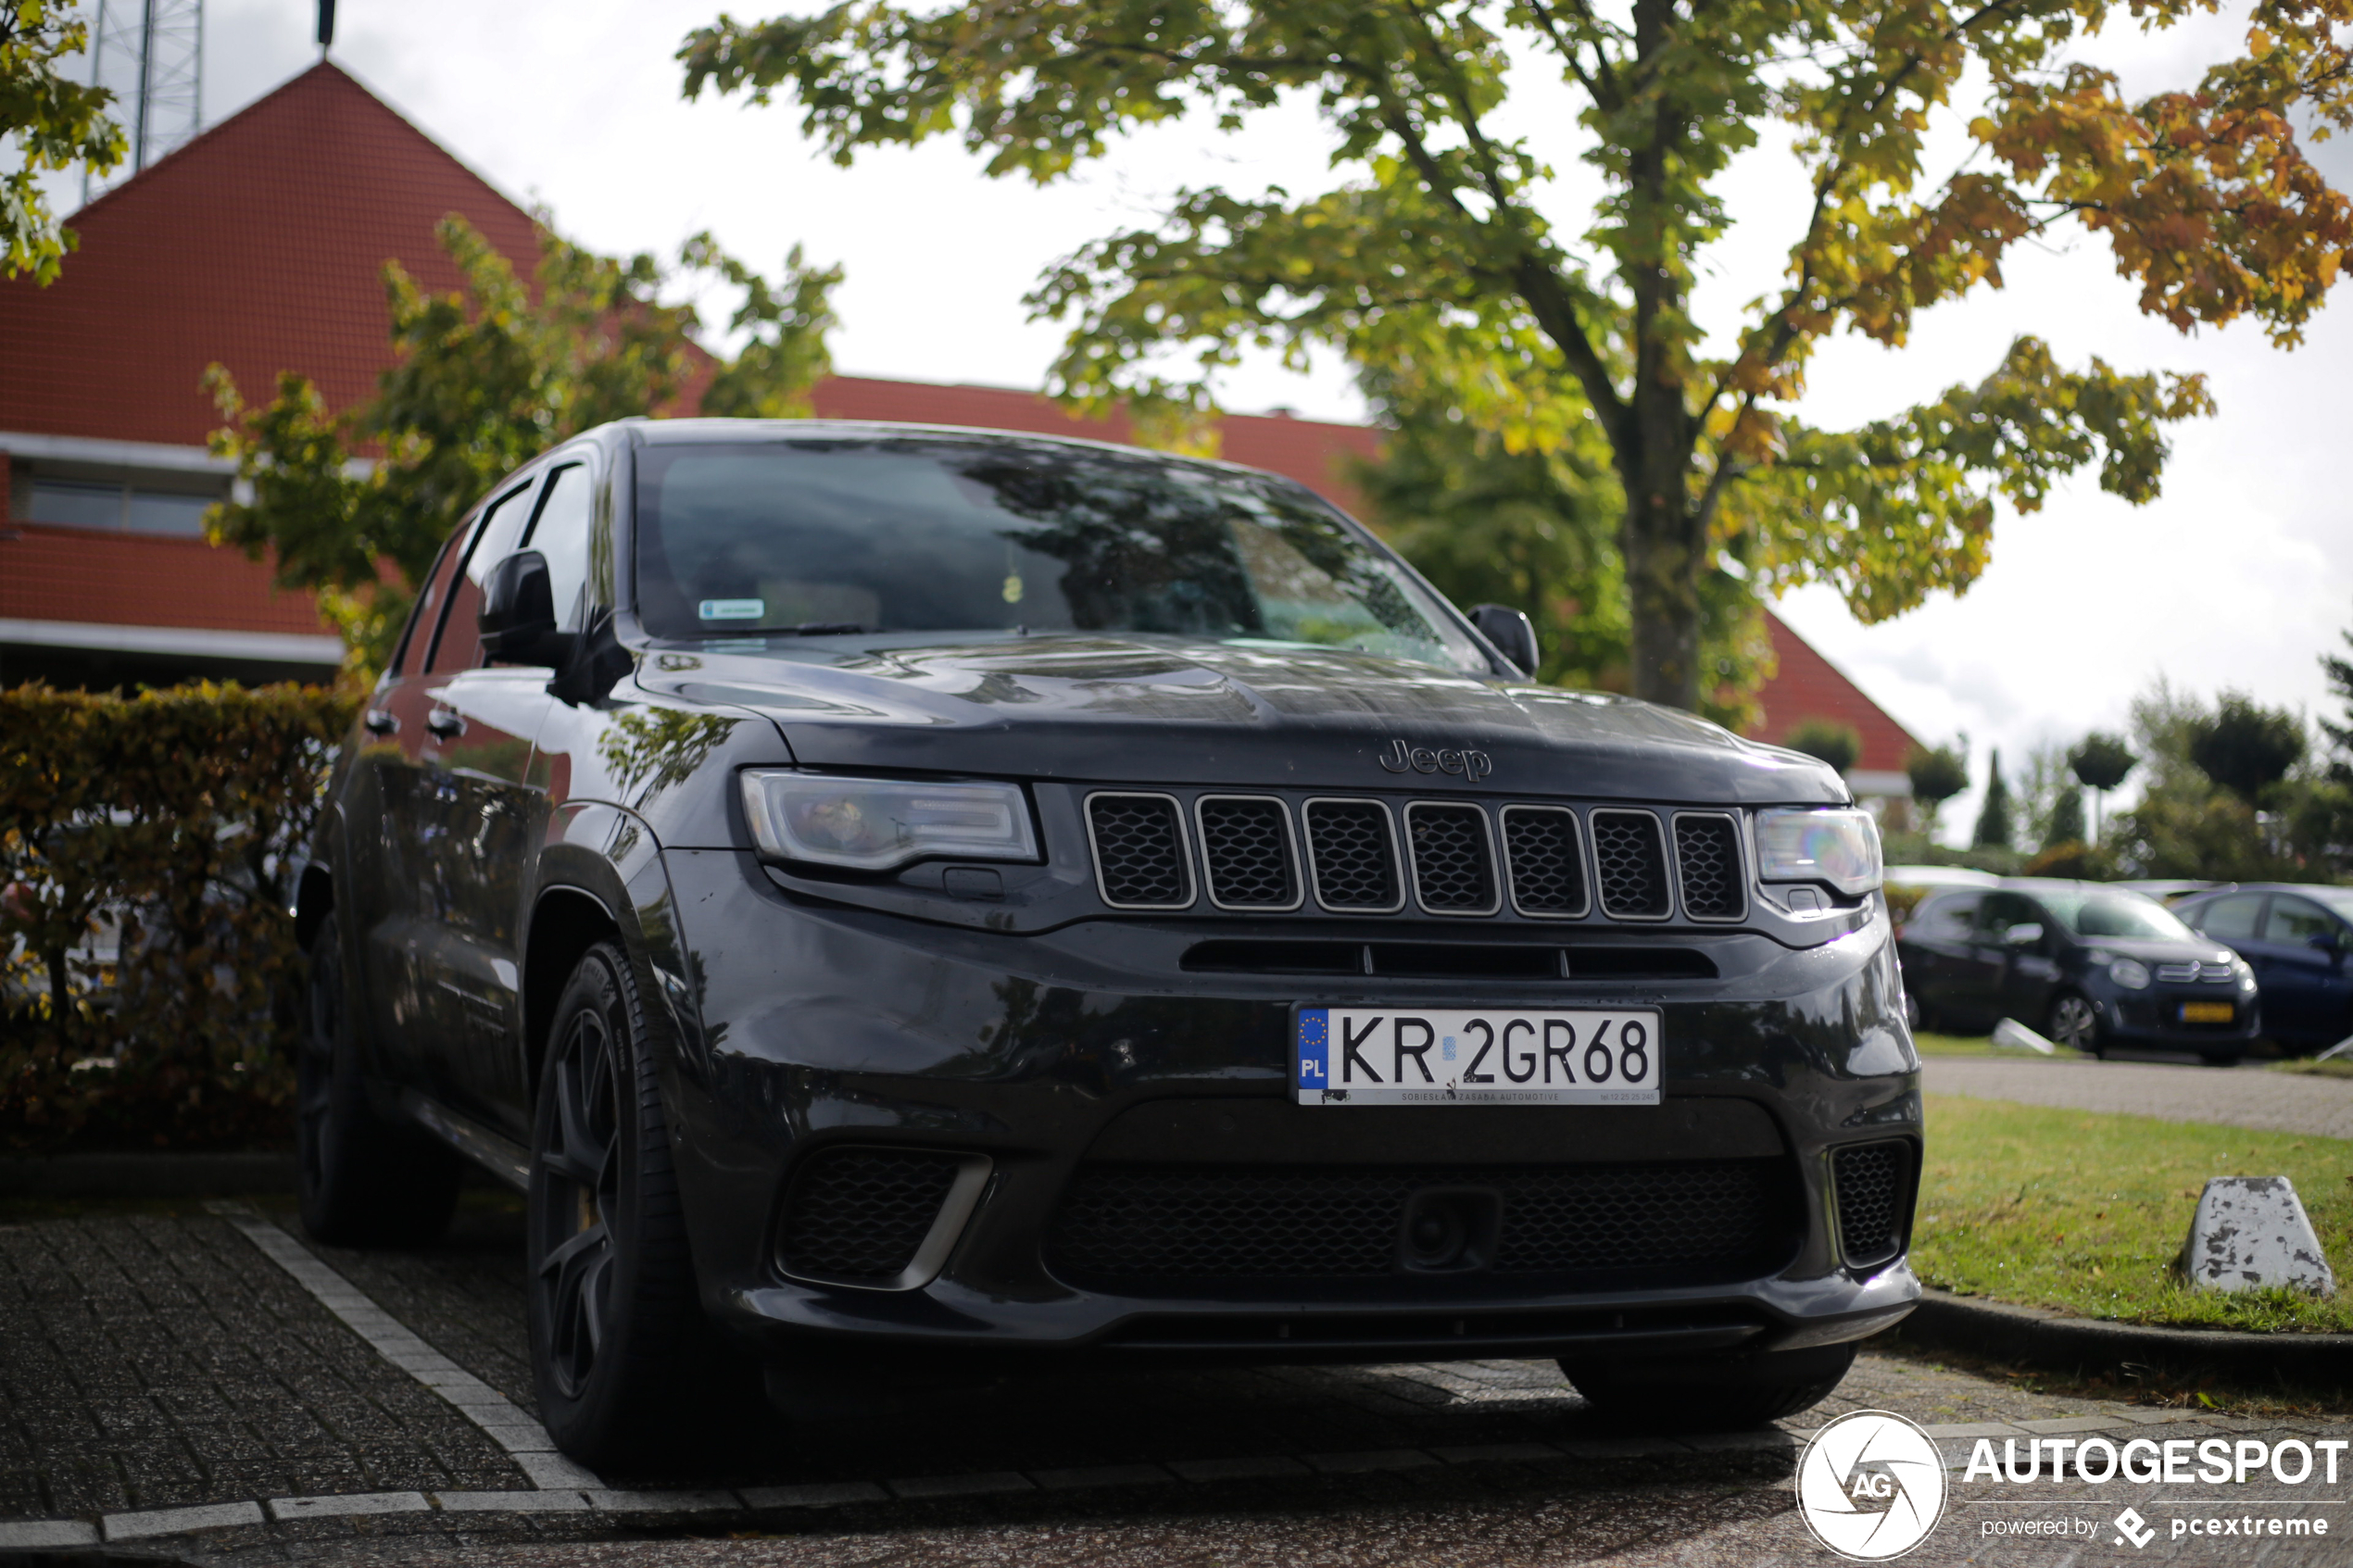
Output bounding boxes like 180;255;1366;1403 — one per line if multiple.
770;621;875;636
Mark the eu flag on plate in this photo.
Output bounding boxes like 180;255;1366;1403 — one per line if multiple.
1296;1009;1330;1091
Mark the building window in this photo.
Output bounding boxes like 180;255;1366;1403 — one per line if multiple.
30;479;218;536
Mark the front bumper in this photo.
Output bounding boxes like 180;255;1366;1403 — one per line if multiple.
2104;986;2259;1045
654;847;1925;1362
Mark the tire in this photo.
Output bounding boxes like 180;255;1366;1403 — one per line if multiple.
2046;991;2104;1058
1560;1342;1855;1430
296;910;464;1246
527;940;704;1469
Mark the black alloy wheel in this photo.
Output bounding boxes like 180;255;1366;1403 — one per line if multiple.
526;940;703;1467
2046;991;2103;1058
296;910;463;1246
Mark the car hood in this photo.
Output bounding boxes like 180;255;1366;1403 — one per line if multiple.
2071;935;2239;966
635;633;1843;804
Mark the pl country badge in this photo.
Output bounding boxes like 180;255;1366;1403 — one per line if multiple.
1796;1410;1948;1560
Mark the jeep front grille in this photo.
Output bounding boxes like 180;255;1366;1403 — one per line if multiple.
1404;802;1498;915
1046;1159;1803;1287
1672;813;1745;921
1087;793;1192;909
1302;799;1403;911
1502;805;1587;917
1196;797;1299;909
1591;809;1671;919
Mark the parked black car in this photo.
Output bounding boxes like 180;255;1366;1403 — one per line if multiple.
1895;878;2258;1062
293;419;1921;1465
2173;884;2353;1053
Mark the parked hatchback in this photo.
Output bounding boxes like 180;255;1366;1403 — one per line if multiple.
293;419;1922;1466
2173;884;2353;1053
1896;879;2258;1061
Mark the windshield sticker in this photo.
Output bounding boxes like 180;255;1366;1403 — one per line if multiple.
698;598;765;621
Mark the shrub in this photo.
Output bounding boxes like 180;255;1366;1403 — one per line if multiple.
1784;718;1862;774
0;683;358;1151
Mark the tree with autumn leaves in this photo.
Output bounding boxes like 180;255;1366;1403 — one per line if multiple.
681;0;2349;711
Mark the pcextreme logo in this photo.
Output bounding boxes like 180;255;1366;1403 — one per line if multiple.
1796;1410;1950;1560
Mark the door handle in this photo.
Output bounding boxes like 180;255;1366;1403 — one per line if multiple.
426;709;466;738
362;709;398;735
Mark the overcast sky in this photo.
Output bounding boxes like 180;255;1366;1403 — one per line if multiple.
72;0;2353;835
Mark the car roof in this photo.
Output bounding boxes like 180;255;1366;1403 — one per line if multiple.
612;416;1302;489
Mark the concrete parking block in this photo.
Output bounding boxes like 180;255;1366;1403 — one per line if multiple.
1302;1449;1441;1474
1166;1455;1311;1482
0;1520;100;1548
1428;1442;1561;1463
2013;1415;2133;1434
431;1488;589;1512
887;1471;1037;1499
585;1488;743;1512
267;1490;431;1520
738;1481;889;1509
1028;1463;1178;1490
103;1499;267;1539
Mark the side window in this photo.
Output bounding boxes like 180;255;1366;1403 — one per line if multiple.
389;531;466;677
522;463;595;632
1919;894;1980;939
426;480;537;674
2192;895;2265;943
2265;897;2337;946
1977;893;2034;938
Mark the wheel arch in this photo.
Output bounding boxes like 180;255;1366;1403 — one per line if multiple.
522;884;625;1102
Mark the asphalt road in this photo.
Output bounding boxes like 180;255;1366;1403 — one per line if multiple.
5;1197;2349;1566
1923;1055;2353;1139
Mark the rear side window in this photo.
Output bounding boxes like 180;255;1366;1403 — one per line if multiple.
2265;897;2339;945
389;531;466;677
1914;894;1980;938
2191;894;2264;943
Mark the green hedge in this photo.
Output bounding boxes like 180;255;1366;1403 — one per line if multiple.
0;683;359;1152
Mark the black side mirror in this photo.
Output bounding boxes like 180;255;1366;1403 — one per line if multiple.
478;550;573;666
2310;931;2346;960
1469;604;1539;679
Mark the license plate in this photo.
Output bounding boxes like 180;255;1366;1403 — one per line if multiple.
2181;1001;2234;1023
1293;1007;1662;1106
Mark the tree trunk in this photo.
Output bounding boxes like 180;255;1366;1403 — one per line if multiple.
1619;486;1705;711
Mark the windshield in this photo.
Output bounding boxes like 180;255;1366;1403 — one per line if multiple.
630;439;1490;673
2037;890;2195;940
2309;888;2353;923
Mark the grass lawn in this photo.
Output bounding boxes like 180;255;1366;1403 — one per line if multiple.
1915;1092;2353;1333
2276;1058;2353;1080
1914;1031;2010;1059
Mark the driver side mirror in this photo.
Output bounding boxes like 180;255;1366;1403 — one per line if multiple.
2002;922;2044;948
1469;604;1540;679
478;550;573;667
2311;931;2347;961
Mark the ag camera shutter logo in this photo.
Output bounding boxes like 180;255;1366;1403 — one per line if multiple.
1796;1410;1948;1560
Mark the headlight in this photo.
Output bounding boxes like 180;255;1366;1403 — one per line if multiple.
2108;959;2151;990
739;771;1038;872
1755;808;1881;897
2235;959;2258;991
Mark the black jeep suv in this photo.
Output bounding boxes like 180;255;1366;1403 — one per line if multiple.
294;419;1921;1465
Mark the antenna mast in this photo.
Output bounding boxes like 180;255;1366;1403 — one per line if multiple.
82;0;205;199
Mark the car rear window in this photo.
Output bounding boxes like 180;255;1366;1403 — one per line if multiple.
630;439;1489;673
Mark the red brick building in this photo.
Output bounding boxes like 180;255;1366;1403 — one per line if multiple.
0;60;1919;795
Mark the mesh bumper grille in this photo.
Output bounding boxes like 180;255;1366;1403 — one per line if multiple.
1831;1140;1911;1267
1502;806;1587;917
775;1148;964;1285
1088;793;1192;909
1047;1159;1801;1287
1198;797;1298;909
1304;800;1402;910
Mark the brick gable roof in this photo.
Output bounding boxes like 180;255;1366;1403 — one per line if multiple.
1750;611;1922;775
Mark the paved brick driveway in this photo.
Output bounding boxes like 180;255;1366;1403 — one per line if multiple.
4;1196;2347;1564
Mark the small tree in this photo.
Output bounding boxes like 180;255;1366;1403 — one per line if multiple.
1;2;126;282
2321;608;2353;777
2045;785;2086;850
1906;744;1970;836
1973;749;2014;850
2068;731;2137;843
2188;692;2307;805
1785;719;1863;776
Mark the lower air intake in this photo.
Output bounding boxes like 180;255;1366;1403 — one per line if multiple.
1831;1140;1912;1267
1046;1159;1801;1289
775;1147;964;1285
